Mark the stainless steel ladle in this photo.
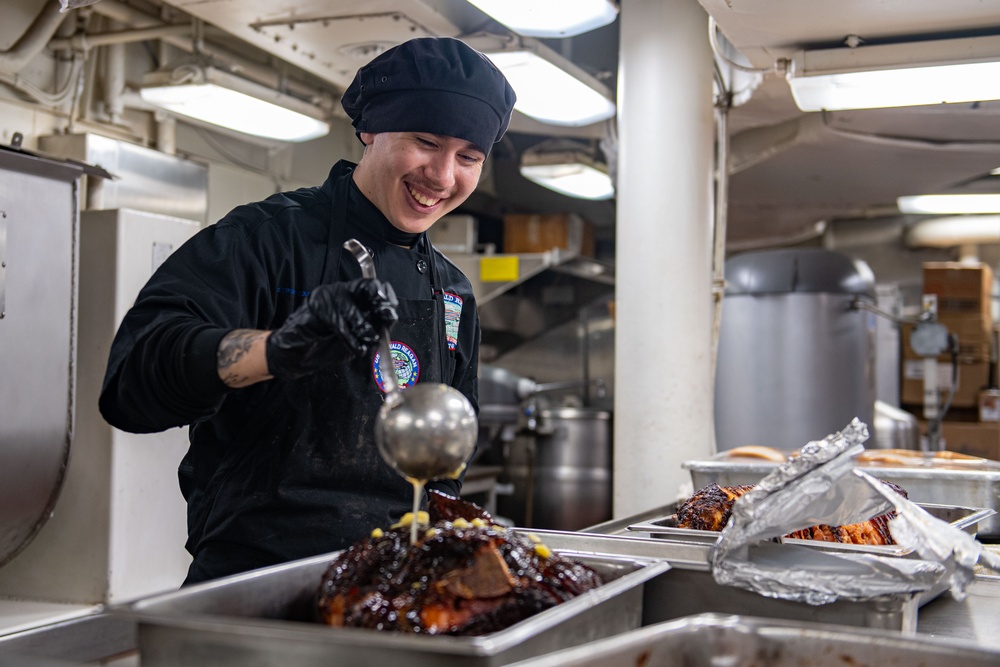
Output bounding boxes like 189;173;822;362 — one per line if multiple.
342;238;478;487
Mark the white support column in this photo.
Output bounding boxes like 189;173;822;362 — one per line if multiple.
614;0;717;516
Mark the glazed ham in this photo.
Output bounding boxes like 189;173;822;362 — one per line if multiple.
675;481;906;545
316;491;603;636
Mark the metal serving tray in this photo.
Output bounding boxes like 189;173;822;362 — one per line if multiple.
503;613;1000;667
683;453;1000;539
518;530;920;632
626;503;995;557
121;549;669;667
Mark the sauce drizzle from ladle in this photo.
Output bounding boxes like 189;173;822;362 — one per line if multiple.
343;239;478;548
408;478;424;545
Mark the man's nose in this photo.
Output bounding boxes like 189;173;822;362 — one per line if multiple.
425;153;456;188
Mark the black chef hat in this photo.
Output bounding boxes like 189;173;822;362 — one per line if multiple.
341;37;516;156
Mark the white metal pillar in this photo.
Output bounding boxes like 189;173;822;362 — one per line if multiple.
613;0;716;516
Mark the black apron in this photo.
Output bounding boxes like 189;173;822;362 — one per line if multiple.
183;171;451;584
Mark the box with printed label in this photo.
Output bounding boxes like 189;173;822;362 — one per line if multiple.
901;358;991;408
922;262;994;320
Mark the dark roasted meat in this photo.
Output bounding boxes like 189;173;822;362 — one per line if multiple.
675;483;754;531
675;481;907;546
427;486;493;524
316;491;603;636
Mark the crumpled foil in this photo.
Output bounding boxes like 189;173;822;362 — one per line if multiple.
709;417;996;605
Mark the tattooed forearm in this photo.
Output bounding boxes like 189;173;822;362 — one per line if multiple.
217;329;271;388
218;329;257;369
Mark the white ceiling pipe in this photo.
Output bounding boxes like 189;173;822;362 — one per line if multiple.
0;0;70;75
958;243;980;264
48;24;193;50
905;215;1000;248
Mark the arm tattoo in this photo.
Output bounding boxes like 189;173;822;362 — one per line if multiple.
218;329;260;386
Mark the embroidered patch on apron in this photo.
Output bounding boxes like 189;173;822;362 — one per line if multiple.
373;341;420;391
442;292;463;351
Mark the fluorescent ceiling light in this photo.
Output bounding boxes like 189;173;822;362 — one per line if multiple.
520;150;614;200
787;35;1000;112
140;66;330;142
898;194;1000;215
486;49;616;126
467;0;618;38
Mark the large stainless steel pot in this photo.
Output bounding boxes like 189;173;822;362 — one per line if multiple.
499;407;612;530
714;248;877;452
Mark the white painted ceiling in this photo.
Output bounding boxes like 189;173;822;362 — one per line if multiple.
704;0;1000;247
152;0;1000;248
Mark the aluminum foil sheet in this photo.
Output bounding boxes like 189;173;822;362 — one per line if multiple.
710;418;998;605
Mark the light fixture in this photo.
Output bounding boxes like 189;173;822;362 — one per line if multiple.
520;147;614;200
466;0;618;38
898;194;1000;214
140;65;330;142
478;38;616;127
786;34;1000;112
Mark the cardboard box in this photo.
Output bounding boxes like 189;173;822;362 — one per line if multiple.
922;262;994;320
917;419;1000;461
428;214;477;254
503;213;595;256
901;358;991;408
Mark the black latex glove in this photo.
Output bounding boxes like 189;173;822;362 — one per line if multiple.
265;278;399;379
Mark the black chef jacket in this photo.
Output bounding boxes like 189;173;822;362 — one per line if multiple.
99;160;480;584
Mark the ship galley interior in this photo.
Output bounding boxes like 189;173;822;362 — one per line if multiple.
0;1;999;665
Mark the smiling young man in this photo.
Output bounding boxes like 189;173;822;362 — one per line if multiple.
353;131;485;234
99;37;516;585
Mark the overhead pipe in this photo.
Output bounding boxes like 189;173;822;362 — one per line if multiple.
155;111;177;155
0;0;69;75
88;0;337;114
86;12;126;126
905;215;1000;249
710;98;730;382
48;24;192;50
87;0;163;29
53;6;78;76
103;42;125;124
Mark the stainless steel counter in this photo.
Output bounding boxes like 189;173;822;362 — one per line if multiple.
918;575;1000;651
0;604;135;665
1;553;998;664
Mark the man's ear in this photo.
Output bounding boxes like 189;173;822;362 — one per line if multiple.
359;132;376;146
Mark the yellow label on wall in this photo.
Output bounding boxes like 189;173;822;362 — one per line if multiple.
480;256;520;282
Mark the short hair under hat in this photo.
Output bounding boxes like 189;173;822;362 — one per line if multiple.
341;37;516;156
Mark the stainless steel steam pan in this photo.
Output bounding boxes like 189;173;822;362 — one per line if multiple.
503;613;1000;667
683;453;1000;538
517;530;920;632
121;549;669;667
626;503;995;557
